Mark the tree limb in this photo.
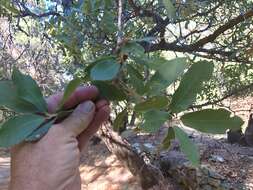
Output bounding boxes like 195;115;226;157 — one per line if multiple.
190;82;253;109
98;124;161;189
17;11;61;18
189;9;253;49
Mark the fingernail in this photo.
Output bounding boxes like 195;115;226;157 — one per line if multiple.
82;101;94;113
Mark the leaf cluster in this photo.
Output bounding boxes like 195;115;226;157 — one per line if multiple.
83;46;244;166
0;0;249;166
0;68;81;147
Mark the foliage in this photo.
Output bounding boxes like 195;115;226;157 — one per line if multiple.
173;126;199;166
0;0;252;165
0;0;19;17
0;68;80;147
169;60;214;113
181;109;244;134
0;16;67;95
0;114;45;147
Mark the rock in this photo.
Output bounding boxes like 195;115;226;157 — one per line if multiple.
245;114;253;146
227;129;243;144
209;155;225;163
132;143;141;154
208;178;221;187
143;143;155;153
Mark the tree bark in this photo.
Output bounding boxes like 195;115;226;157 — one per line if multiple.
98;124;160;189
98;125;231;190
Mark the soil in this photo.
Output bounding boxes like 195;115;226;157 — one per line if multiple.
0;96;253;190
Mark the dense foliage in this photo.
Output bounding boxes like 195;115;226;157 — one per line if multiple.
0;0;252;165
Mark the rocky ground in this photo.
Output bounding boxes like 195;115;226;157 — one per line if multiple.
1;133;253;190
0;142;141;190
0;96;252;190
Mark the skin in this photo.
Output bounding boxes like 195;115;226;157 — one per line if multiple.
10;86;110;190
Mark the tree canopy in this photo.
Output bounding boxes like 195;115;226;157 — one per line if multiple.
1;0;253;99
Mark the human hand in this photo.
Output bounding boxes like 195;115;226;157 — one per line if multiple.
10;86;110;190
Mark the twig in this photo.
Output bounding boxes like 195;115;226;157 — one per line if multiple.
14;47;27;62
116;0;123;51
190;83;253;109
16;1;62;19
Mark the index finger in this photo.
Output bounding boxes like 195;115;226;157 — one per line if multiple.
47;85;99;113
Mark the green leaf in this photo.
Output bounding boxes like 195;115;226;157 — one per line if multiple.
58;78;82;109
135;96;169;112
12;68;47;113
0;114;45;147
82;0;96;15
162;127;175;149
126;64;143;80
156;57;188;86
104;0;113;8
141;110;171;133
84;56;116;80
90;58;120;81
25;119;55;142
147;57;188;95
0;81;38;113
92;81;127;101
121;42;145;58
181;109;244;134
173;126;199;166
1;1;19;14
146;73;169;95
132;54;150;66
162;0;176;19
170;61;214;113
101;11;117;34
113;109;128;132
127;65;146;94
146;56;170;70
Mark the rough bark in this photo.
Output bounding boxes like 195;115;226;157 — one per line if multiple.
227;113;253;146
159;151;231;190
98;124;161;189
245;113;253;146
98;124;231;190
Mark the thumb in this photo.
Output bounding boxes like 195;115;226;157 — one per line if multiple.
60;101;95;136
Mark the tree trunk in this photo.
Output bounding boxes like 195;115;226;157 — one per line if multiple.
98;125;231;190
159;151;230;190
98;124;160;189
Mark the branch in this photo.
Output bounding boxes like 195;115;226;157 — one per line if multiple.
128;0;164;24
16;2;61;19
17;11;61;18
134;4;252;63
190;83;253;109
116;0;123;51
142;41;233;56
189;9;253;49
98;124;160;189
